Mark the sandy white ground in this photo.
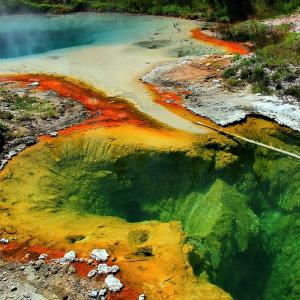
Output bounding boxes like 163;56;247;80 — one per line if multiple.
143;56;300;131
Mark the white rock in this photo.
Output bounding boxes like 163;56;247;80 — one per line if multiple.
27;81;39;87
87;269;97;278
165;99;175;104
139;294;146;300
38;254;48;260
49;131;58;137
63;250;76;262
105;274;123;292
0;238;9;244
91;249;109;261
97;263;119;275
109;265;120;273
99;289;107;296
0;159;8;170
88;289;99;298
97;263;110;274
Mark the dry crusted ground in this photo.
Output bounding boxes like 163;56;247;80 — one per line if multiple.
143;54;300;130
0;80;89;169
0;259;103;300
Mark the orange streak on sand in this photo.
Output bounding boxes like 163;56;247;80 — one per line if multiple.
145;30;250;128
191;28;249;55
0;74;155;140
0;242;140;299
145;83;216;129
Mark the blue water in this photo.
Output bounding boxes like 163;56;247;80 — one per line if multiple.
0;13;182;59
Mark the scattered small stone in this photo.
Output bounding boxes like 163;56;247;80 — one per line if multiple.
10;285;17;292
0;159;8;170
165;99;175;104
0;80;89;173
50;265;59;275
27;81;40;87
97;263;120;275
104;274;123;292
49;131;58;137
139;294;146;300
34;260;44;270
0;238;9;244
38;254;48;260
91;249;109;262
88;289;99;298
79;258;85;263
68;265;76;275
86;259;93;265
108;265;119;274
87;269;97;278
99;289;107;296
97;264;110;275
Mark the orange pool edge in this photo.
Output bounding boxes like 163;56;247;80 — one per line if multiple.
0;74;163;140
191;28;250;55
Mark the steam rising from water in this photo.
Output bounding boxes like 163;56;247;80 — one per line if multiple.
0;13;194;59
0;14;95;58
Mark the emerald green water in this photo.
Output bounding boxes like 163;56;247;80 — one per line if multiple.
36;130;300;300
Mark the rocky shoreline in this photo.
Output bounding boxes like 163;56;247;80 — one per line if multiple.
142;54;300;131
0;242;142;300
0;80;90;171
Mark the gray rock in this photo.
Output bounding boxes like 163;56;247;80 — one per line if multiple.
10;285;17;292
